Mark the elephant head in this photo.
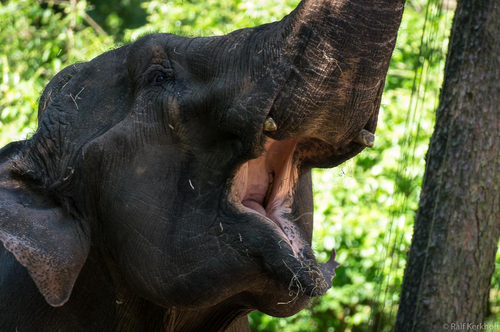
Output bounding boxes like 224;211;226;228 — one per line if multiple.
0;0;404;329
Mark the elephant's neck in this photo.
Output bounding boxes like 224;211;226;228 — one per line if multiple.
162;306;251;332
103;252;251;332
113;291;251;332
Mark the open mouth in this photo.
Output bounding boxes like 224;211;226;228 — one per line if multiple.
229;128;375;257
227;128;374;299
231;137;306;256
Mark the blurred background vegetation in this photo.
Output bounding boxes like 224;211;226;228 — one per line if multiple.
1;0;498;331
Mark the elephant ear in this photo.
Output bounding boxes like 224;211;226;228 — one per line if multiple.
0;143;90;307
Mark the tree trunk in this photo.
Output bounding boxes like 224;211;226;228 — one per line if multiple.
395;1;500;331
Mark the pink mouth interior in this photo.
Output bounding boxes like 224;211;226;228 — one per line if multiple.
232;138;303;255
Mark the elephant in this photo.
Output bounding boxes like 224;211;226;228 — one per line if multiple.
0;0;404;331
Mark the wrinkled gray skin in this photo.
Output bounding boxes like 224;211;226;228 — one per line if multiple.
0;0;404;331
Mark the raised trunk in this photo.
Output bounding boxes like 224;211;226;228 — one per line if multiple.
395;0;500;330
271;0;405;146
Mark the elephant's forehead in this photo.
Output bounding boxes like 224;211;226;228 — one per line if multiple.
151;45;168;64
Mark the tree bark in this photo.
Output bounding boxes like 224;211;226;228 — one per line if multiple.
395;1;500;331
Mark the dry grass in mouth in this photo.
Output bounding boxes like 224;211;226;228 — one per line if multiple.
277;258;327;305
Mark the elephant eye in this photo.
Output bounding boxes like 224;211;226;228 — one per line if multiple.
152;74;166;86
149;68;174;87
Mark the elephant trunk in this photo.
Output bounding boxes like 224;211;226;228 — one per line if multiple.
265;0;405;147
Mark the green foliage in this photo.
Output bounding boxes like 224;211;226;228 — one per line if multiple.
124;0;300;40
86;0;147;38
0;0;111;146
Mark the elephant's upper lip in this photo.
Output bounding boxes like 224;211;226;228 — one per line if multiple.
230;137;305;256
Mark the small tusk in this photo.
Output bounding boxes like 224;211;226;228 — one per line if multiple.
354;129;375;148
264;116;278;132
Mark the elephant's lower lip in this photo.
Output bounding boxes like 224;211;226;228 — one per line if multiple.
231;137;304;255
